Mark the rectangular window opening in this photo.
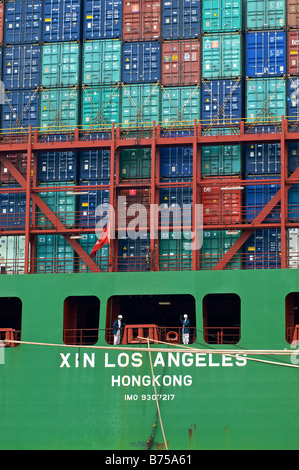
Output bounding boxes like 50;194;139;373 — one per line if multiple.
106;294;196;345
63;296;100;345
0;297;22;347
285;293;299;344
203;293;241;344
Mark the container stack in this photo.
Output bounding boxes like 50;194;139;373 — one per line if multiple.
0;0;298;272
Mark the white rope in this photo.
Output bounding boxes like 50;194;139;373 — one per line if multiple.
147;338;168;450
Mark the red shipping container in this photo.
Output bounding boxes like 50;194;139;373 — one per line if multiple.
287;0;299;28
122;0;161;42
288;31;299;75
161;40;201;86
0;2;3;45
0;153;28;184
202;178;242;225
116;188;150;230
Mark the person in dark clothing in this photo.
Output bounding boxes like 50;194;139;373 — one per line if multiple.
180;314;190;344
113;315;125;345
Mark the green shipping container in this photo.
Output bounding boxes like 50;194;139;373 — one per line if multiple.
159;231;192;271
246;0;285;30
82;85;120;128
202;145;242;176
40;87;79;130
78;234;108;272
246;78;286;124
201;230;242;269
201;0;242;32
202;33;242;79
161;86;200;126
41;42;80;88
121;84;160;127
120;148;151;180
36;182;77;228
36;234;74;273
82;39;121;85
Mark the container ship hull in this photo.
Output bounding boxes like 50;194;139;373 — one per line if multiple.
1;268;299;450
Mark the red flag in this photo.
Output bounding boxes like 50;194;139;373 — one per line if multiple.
90;225;109;258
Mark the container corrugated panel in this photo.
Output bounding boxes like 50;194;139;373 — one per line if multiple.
0;186;27;228
0;153;27;183
37;182;77;228
162;0;200;39
4;0;42;44
83;0;122;40
122;42;161;83
201;230;242;269
0;236;26;274
160;146;193;181
82;40;121;85
117;188;150;229
287;0;299;28
79;150;110;183
246;0;285;30
244;229;281;269
201;0;242;32
43;0;81;42
201;145;241;176
201;177;242;224
287;76;299;121
4;44;41;89
245;176;280;221
202;33;242;79
37;151;78;182
245;143;281;175
36;234;74;273
288;31;299;75
0;2;4;44
288;184;299;222
78;234;109;272
161;40;200;86
2;89;39;130
161;86;200;126
159;231;192;271
82;85;120;127
201;79;243;125
118;233;150;272
288;143;299;174
120;148;151;180
246;31;286;78
160;187;192;227
288;228;299;268
121;84;160;126
40;87;79;129
246;78;286;123
78;182;110;228
122;0;161;42
41;42;80;87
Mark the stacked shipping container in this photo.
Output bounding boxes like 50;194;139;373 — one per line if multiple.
0;0;298;271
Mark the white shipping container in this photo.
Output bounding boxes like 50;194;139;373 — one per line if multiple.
288;228;299;268
0;236;28;274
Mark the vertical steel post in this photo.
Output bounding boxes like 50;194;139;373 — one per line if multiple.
280;116;288;269
24;127;32;274
109;123;116;272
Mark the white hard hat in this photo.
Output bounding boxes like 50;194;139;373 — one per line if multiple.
118;315;123;319
184;314;188;318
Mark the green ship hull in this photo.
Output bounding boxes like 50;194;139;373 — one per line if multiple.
1;268;299;450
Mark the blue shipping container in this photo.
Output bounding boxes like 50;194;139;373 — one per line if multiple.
122;42;161;84
79;150;110;183
246;31;286;78
4;45;41;89
78;181;110;228
5;0;43;44
37;152;78;182
160;147;193;181
245;142;281;175
288;143;299;174
2;89;39;130
160;187;192;226
245;176;280;221
245;229;281;269
43;0;81;42
201;79;243;125
83;0;122;39
118;233;150;272
162;0;200;39
287;77;299;122
0;186;27;229
288;185;299;222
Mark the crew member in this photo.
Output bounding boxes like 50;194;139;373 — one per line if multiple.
180;314;190;345
113;315;125;345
